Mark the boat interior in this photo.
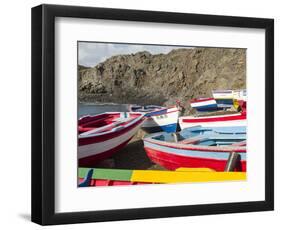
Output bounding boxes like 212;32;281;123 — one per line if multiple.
78;113;140;135
151;126;246;147
132;105;164;113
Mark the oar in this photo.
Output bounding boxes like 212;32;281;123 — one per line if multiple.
224;152;241;172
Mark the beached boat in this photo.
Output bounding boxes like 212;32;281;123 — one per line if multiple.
190;97;220;112
143;126;247;172
130;105;164;113
212;89;247;108
130;105;179;133
78;112;145;166
179;110;246;130
212;89;234;108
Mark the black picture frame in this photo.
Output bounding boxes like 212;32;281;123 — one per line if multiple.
31;4;274;225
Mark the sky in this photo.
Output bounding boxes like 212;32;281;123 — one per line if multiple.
78;42;191;67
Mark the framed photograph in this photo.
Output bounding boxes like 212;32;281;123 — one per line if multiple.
31;4;274;225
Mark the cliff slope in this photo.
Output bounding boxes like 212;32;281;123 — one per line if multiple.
78;48;246;112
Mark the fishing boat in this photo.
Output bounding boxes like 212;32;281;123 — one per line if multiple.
78;112;145;166
130;105;179;133
212;89;234;108
179;110;246;130
212;89;247;108
130;105;164;113
190;97;221;112
143;126;247;172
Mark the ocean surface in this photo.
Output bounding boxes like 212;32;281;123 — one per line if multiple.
78;103;130;117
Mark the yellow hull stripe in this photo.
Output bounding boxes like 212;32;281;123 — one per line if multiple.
175;167;215;172
131;170;246;183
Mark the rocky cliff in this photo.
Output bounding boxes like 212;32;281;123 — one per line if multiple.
78;48;246;113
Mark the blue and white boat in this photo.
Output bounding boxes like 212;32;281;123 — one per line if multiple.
143;125;247;171
190;97;221;112
212;90;234;108
212;89;247;108
130;105;179;133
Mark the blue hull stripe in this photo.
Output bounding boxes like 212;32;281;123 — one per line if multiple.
196;108;223;112
195;104;217;110
144;141;246;161
146;109;168;117
193;104;217;108
142;123;178;133
193;104;222;112
215;99;233;106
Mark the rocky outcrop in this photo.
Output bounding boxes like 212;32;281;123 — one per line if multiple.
78;48;246;113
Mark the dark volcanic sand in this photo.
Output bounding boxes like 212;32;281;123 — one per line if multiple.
94;130;166;170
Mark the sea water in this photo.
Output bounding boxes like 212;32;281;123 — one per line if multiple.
78;103;130;117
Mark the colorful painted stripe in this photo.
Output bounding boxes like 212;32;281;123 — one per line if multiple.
131;170;246;183
144;146;246;172
79;168;132;181
78;168;246;185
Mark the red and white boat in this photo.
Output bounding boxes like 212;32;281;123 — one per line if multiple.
179;111;246;130
143;126;246;172
78;112;145;166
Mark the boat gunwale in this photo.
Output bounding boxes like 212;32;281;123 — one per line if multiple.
79;112;145;138
144;146;247;162
143;132;246;153
146;107;179;120
179;112;246;122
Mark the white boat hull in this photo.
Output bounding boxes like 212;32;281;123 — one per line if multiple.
179;113;246;130
142;107;179;133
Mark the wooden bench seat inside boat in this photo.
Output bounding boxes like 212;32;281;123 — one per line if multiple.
177;136;206;145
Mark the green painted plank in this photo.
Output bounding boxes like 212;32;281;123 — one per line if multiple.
78;168;91;178
79;168;133;181
93;168;133;181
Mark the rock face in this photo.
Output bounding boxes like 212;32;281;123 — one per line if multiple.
78;48;246;113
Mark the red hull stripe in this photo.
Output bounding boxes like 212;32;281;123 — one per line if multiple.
190;98;215;103
78;178;152;186
79;118;144;146
145;147;246;172
79;138;132;166
182;114;246;123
